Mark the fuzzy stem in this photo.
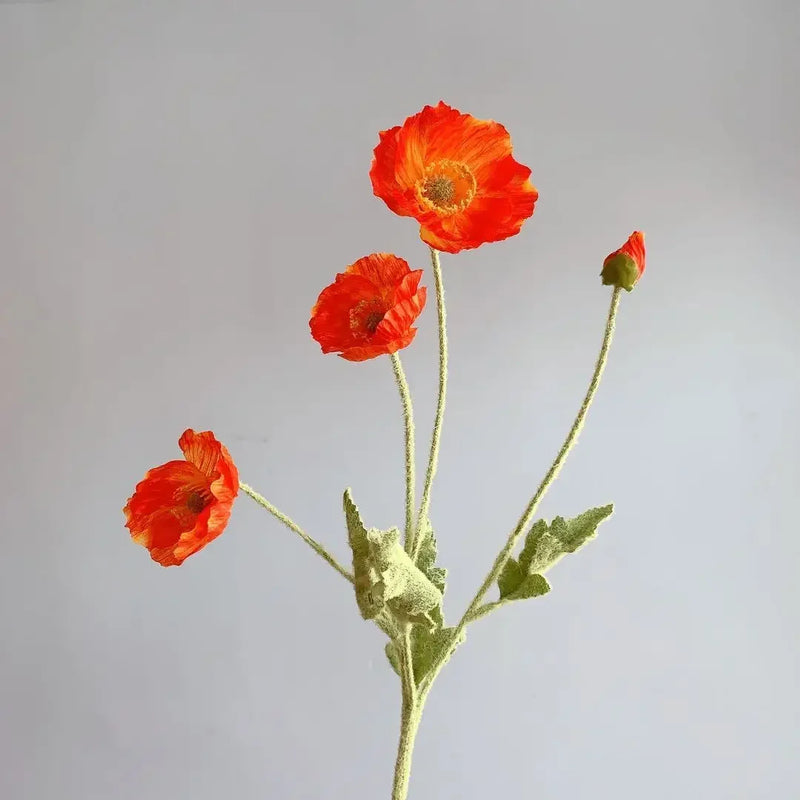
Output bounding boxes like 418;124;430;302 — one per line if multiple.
239;482;354;583
392;628;423;800
391;353;417;552
421;287;623;692
411;247;448;560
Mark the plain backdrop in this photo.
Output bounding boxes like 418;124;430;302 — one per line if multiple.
1;2;799;799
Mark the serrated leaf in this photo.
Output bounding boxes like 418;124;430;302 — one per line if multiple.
492;505;613;613
373;528;443;627
344;491;442;629
552;504;614;552
344;489;382;620
427;567;447;595
518;519;548;574
519;504;613;577
416;518;437;575
505;573;551;600
385;625;465;683
498;557;525;599
414;517;447;626
416;519;448;591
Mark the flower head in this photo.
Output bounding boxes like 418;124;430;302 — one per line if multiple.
124;429;239;566
370;101;538;254
601;231;646;291
310;253;426;362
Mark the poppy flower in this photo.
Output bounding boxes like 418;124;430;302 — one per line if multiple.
124;429;239;566
310;253;427;362
370;101;538;254
601;231;646;291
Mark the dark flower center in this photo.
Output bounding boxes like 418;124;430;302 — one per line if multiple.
350;298;386;338
186;490;208;514
363;311;384;333
423;175;455;206
419;159;477;213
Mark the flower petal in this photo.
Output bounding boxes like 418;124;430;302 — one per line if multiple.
371;102;537;253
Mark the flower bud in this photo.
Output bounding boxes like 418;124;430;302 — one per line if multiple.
601;231;646;291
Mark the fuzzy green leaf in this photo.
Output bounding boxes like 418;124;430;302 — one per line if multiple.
493;505;612;611
344;489;382;620
506;573;551;600
385;625;465;683
415;518;447;626
416;518;447;592
385;640;401;675
553;505;614;552
376;528;443;627
344;490;442;628
520;504;613;576
498;555;550;602
498;557;525;599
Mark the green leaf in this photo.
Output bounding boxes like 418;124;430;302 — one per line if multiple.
385;625;465;683
498;557;525;599
506;573;551;600
385;640;401;676
414;517;447;627
376;528;443;627
344;490;443;628
553;505;614;552
416;518;447;593
493;504;612;612
344;489;382;621
520;504;613;576
498;556;550;602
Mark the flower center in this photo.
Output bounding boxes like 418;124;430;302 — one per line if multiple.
186;490;208;514
419;160;476;214
424;175;455;205
363;311;384;333
350;299;386;338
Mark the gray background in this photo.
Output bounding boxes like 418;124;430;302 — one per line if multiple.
1;1;798;798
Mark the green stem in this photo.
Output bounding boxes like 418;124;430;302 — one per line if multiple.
411;247;448;560
421;287;623;692
239;482;354;583
392;628;423;800
391;353;417;552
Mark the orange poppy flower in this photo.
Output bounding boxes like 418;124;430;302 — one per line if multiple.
370;101;538;254
124;429;239;567
310;253;427;362
601;231;646;291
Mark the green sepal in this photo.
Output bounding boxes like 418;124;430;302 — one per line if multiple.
601;253;639;292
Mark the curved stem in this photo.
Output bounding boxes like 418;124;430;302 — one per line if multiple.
422;287;623;692
239;482;354;583
411;247;448;560
391;353;416;551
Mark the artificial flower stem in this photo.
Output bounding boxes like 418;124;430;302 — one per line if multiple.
422;287;623;691
392;628;423;800
411;247;448;560
391;353;417;551
239;482;354;583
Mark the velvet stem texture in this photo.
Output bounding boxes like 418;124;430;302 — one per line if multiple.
239;482;354;583
421;286;623;692
391;353;417;550
410;247;448;560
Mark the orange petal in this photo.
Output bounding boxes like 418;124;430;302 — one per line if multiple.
179;430;222;478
